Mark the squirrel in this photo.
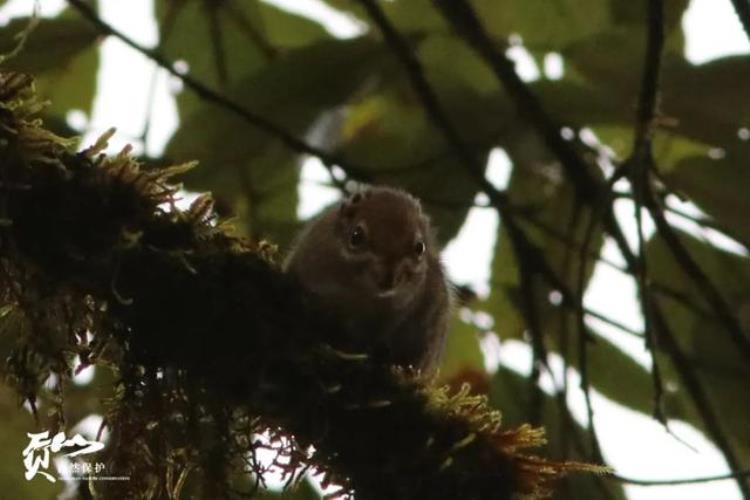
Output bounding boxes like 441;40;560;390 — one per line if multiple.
284;186;452;375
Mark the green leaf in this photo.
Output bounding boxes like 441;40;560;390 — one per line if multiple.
437;315;485;380
418;34;498;95
646;229;750;462
565;30;750;149
338;71;509;245
0;16;99;74
321;0;446;33
662;55;750;147
166;38;390;246
474;0;610;49
156;0;330;120
608;0;688;52
258;2;331;48
563;29;646;99
666;155;750;246
382;0;445;32
323;0;609;50
0;14;100;117
566;327;691;421
609;0;688;30
533;80;631;126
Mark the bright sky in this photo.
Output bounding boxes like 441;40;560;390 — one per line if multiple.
1;1;748;498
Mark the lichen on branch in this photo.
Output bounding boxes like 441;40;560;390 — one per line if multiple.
0;71;606;499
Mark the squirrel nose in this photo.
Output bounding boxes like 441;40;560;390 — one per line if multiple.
378;271;397;292
377;263;408;293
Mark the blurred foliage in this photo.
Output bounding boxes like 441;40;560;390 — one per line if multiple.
0;9;99;133
2;0;750;498
647;230;750;462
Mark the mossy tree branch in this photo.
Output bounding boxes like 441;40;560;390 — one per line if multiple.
0;73;603;498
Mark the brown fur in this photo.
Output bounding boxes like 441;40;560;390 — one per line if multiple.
284;186;452;374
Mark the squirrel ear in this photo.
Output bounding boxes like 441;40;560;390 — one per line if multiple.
339;198;357;219
340;190;367;218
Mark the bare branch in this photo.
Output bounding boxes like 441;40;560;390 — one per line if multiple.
626;9;749;495
614;469;750;486
206;2;229;88
628;0;668;431
583;308;643;338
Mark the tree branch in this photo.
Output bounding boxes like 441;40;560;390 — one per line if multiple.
626;7;749;495
629;0;668;431
0;70;606;500
614;469;750;486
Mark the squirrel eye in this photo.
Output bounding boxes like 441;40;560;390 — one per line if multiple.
414;240;426;257
349;225;366;249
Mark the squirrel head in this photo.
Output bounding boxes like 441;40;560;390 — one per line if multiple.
332;187;435;305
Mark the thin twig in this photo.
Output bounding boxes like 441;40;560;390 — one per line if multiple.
613;469;750;486
507;218;554;403
138;0;181;150
651;283;714;318
629;0;668;429
576;270;604;463
583;308;643;338
573;180;618;462
139;66;160;149
557;202;581;458
225;0;278;60
206;2;229;88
